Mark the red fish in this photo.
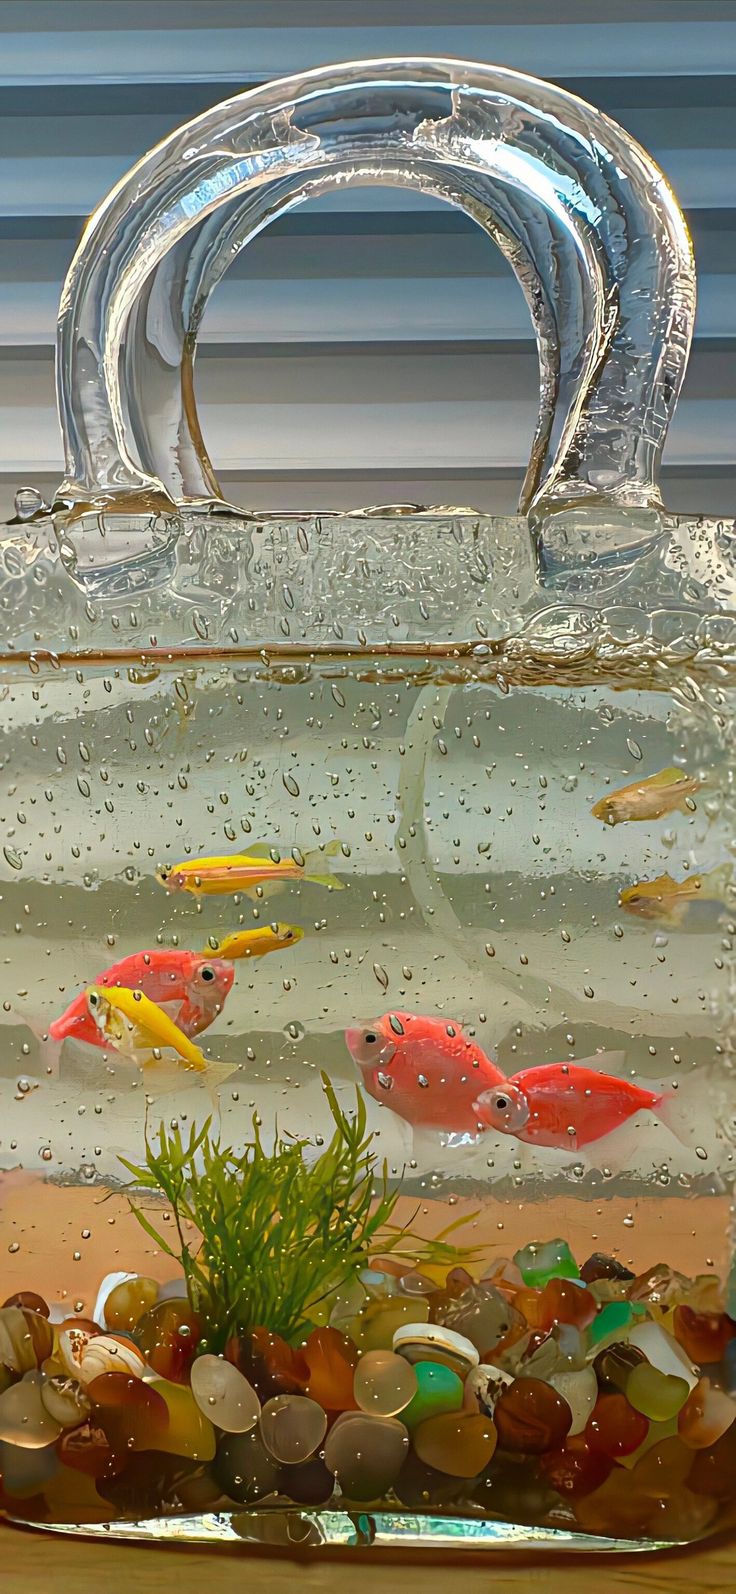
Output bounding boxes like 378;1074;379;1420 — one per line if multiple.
345;1011;506;1134
49;950;235;1049
473;1052;671;1150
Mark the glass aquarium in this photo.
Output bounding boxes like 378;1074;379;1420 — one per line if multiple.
0;57;735;1554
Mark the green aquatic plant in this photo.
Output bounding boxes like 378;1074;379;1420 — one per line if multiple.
120;1074;476;1351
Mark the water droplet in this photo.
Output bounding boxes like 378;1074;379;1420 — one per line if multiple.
282;772;300;798
373;963;389;991
626;737;643;761
3;845;22;871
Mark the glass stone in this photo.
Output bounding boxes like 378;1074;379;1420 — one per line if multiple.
190;1353;260;1433
259;1394;327;1464
353;1349;417;1416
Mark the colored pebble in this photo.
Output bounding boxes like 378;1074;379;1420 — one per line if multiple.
513;1239;578;1289
88;1370;169;1452
628;1263;690;1306
0;1436;59;1498
213;1430;279;1504
0;1306;54;1373
549;1367;598;1436
57;1420;123;1479
413;1411;497;1479
536;1278;596;1332
40;1375;91;1429
134;1300;201;1384
150;1378;216;1461
673;1305;734;1364
57;1320;99;1379
628;1320;698;1390
575;1460;717;1542
585;1392;649;1458
224;1326;308;1400
463;1363;514;1416
626;1363;690;1422
393;1321;479;1376
259;1393;327;1465
303;1326;357;1411
493;1376;572;1454
323;1411;409;1499
190;1353;260;1433
104;1276;159;1333
678;1377;736;1450
687;1411;736;1498
579;1254;634;1285
0;1371;62;1449
540;1435;612;1498
401;1361;465;1428
279;1455;335;1505
354;1296;429;1352
2;1291;50;1317
353;1349;417;1416
432;1282;522;1354
78;1333;147;1386
593;1341;646;1391
587;1300;639;1348
397;1271;437;1299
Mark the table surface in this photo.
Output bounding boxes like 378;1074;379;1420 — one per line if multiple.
3;1524;736;1594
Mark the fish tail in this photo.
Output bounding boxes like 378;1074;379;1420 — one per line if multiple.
652;1090;697;1147
305;872;346;890
202;1060;237;1107
13;1008;63;1078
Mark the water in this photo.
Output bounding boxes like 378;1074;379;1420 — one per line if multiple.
0;517;735;1545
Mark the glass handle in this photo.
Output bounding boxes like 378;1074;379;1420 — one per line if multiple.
56;57;695;561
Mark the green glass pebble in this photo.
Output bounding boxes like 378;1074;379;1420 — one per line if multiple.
626;1364;690;1423
401;1361;464;1429
588;1301;638;1347
513;1239;578;1289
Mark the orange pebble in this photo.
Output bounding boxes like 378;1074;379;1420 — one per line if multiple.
514;1289;545;1329
678;1377;736;1450
673;1305;735;1365
303;1326;357;1411
585;1392;649;1459
537;1279;596;1331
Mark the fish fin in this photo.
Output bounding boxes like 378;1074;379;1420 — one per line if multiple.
569;1050;627;1075
702;862;734;900
11;1008;62;1078
245;879;286;900
304;873;346;890
647;766;686;788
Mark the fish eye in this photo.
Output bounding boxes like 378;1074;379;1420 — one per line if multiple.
364;1031;378;1044
495;1095;508;1110
283;930;294;940
200;966;216;982
88;991;99;1008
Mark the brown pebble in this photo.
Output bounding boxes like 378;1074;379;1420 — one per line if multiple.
493;1376;572;1454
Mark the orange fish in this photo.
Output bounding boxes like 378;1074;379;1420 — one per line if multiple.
474;1053;672;1150
345;1011;506;1134
591;767;702;827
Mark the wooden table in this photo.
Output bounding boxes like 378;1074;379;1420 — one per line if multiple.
3;1524;735;1594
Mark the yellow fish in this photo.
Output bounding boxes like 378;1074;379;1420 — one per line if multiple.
592;767;703;827
202;923;304;960
619;864;732;926
85;985;206;1070
157;842;345;898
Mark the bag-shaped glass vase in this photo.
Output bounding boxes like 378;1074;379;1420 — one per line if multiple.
1;58;735;1554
